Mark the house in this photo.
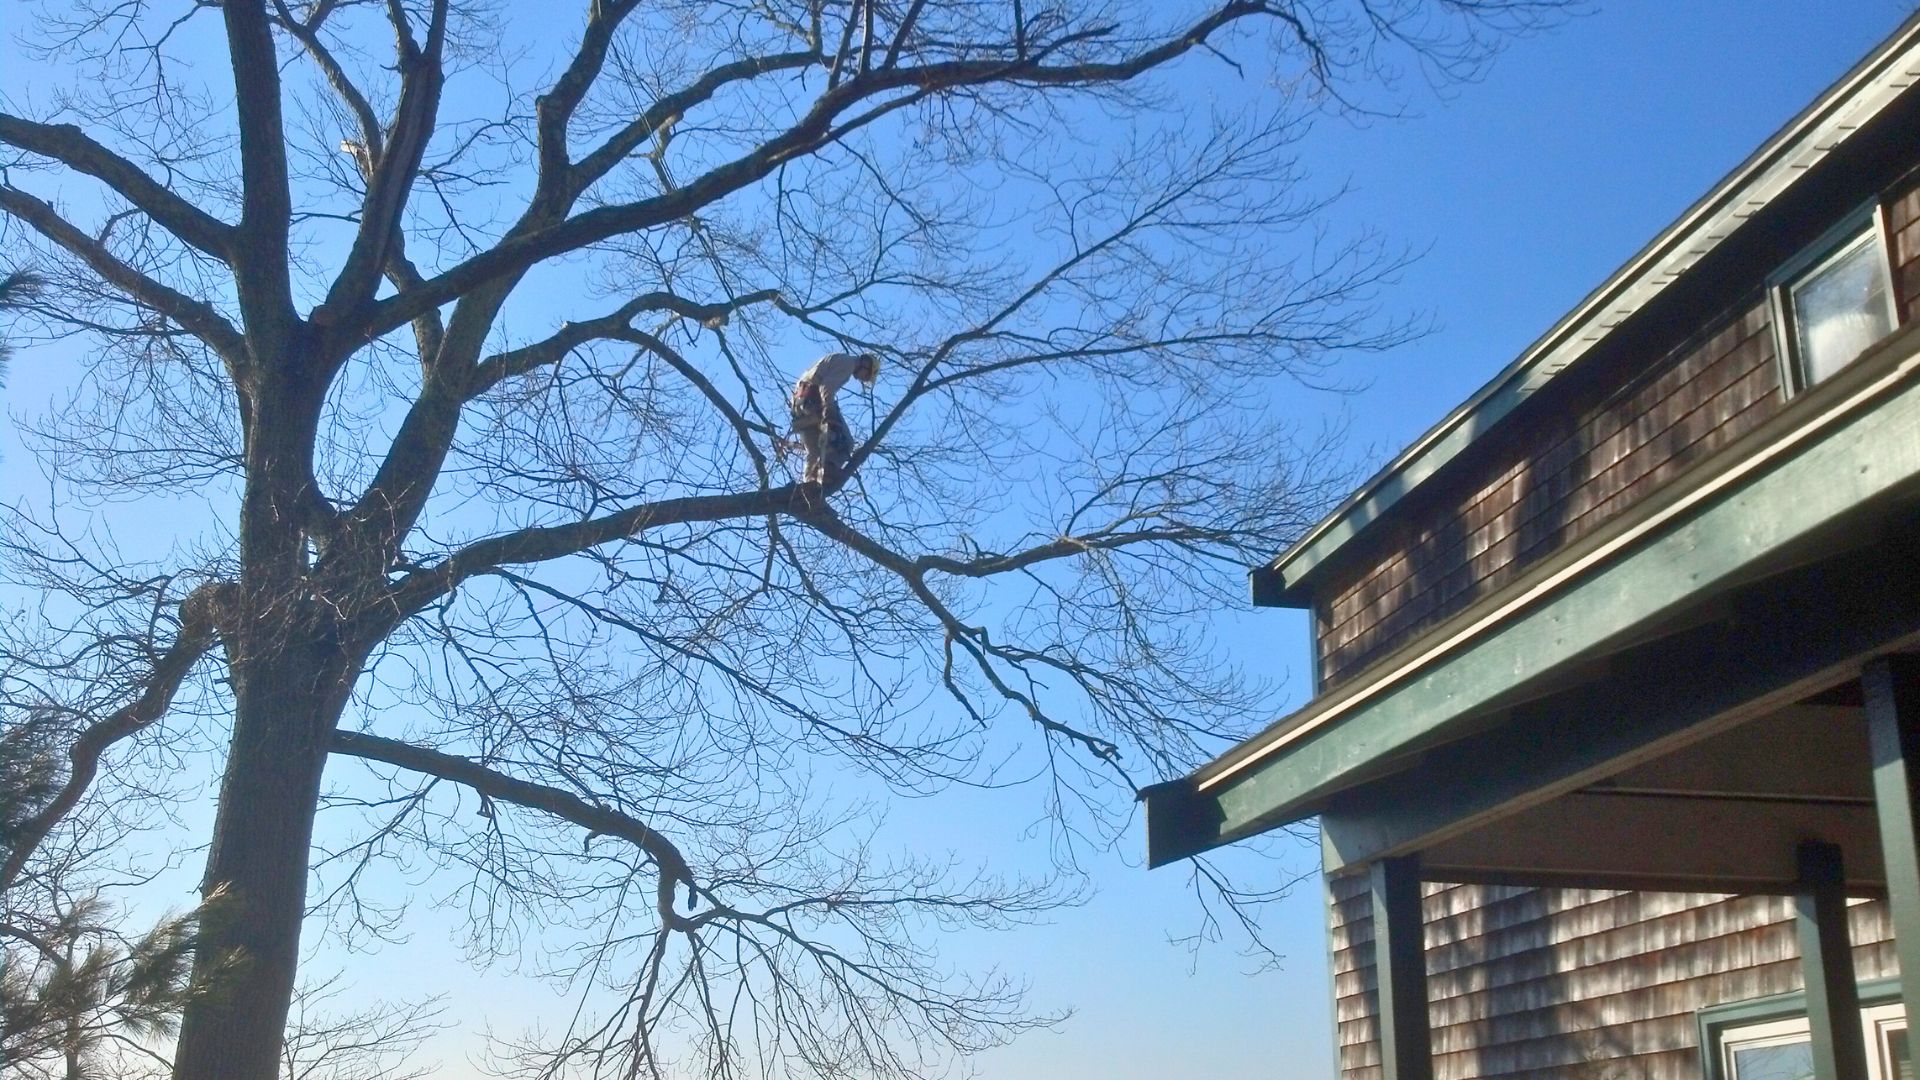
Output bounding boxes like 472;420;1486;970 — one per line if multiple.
1142;14;1920;1080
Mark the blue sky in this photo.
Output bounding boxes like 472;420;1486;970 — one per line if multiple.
4;3;1917;1078
970;4;1920;1078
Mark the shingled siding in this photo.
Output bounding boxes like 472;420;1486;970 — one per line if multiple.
1316;300;1782;686
1896;177;1920;326
1328;876;1898;1080
1314;173;1920;689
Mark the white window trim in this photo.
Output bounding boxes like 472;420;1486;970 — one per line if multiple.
1719;1001;1907;1080
1869;1008;1910;1080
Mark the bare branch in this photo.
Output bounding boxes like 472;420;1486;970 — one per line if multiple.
381;482;834;621
330;729;703;929
0;1;1566;1073
795;507;1130;771
334;286;785;566
882;0;931;68
0;584;222;893
0;185;248;364
0;114;235;260
569;49;825;194
269;1;383;159
220;0;299;342
532;0;645;199
314;0;448;322
361;2;1283;341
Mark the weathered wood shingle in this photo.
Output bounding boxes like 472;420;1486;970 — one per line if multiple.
1328;875;1896;1080
1316;299;1783;687
1313;167;1920;689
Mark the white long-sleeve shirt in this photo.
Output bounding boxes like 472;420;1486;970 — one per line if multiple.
794;352;867;401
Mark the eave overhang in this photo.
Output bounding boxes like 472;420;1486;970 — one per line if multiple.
1249;11;1920;609
1150;323;1920;867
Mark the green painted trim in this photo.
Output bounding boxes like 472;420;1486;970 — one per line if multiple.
1796;842;1872;1080
1865;657;1920;1047
1248;566;1294;609
1154;334;1920;864
1317;546;1920;877
1372;856;1434;1080
1196;321;1920;799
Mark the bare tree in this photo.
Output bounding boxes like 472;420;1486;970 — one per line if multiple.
0;2;1562;1078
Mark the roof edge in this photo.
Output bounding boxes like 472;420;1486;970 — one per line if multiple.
1261;10;1920;601
1199;320;1920;802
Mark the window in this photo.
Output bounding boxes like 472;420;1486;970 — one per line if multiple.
1722;1016;1817;1080
1788;230;1897;383
1715;1002;1908;1080
1772;205;1900;390
1872;1011;1914;1080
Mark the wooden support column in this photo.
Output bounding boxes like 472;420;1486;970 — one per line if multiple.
1866;655;1920;1018
1795;841;1868;1080
1371;856;1433;1080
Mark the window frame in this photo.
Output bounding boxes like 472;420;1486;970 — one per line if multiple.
1721;1014;1822;1080
1767;198;1902;396
1701;980;1906;1080
1869;1009;1910;1080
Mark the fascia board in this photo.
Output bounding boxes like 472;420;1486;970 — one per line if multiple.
1149;325;1920;863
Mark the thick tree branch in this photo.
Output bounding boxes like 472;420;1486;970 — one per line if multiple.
569;48;824;193
468;300;655;388
361;2;1276;341
325;367;464;569
0;589;221;893
0;114;236;260
337;287;786;564
379;238;446;363
380;482;836;621
444;285;781;394
329;729;702;928
0;185;249;364
316;0;447;323
220;0;299;343
533;0;645;200
882;0;932;68
468;287;785;395
268;1;446;360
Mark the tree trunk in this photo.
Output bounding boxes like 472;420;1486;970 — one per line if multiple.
170;631;358;1080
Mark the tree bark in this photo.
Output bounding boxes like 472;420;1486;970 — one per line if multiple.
170;632;358;1080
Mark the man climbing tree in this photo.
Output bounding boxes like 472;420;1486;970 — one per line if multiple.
0;2;1560;1078
790;351;880;483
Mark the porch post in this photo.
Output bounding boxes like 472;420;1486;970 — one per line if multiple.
1371;855;1433;1080
1795;841;1868;1080
1866;655;1920;1017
